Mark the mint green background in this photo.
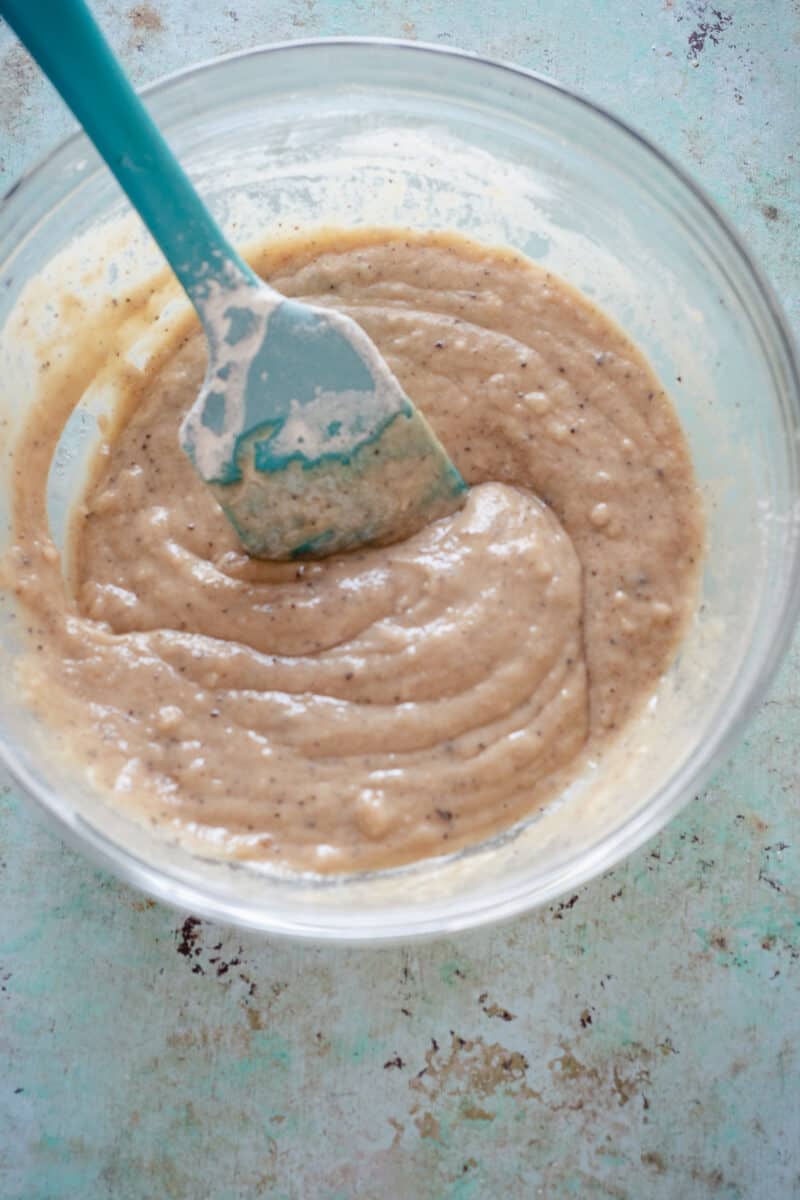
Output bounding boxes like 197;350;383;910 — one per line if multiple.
1;3;799;1197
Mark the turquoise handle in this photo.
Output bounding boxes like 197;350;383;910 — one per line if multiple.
0;0;268;317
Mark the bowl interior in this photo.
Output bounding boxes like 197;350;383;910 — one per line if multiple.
0;41;798;940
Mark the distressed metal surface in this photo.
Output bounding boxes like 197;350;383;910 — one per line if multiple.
1;2;798;1196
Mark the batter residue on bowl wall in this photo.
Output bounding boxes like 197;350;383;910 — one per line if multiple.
7;229;704;872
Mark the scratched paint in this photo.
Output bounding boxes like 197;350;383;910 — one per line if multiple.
0;2;799;1197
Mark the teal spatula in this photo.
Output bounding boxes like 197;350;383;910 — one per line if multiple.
2;0;467;559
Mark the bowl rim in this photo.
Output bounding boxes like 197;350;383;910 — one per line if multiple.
2;36;799;942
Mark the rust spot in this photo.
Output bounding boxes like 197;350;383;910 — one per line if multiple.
166;1026;223;1052
551;893;580;919
548;1041;653;1111
313;1031;332;1056
246;1006;264;1031
0;44;38;134
176;915;202;960
551;1049;585;1080
128;4;164;32
762;204;779;221
641;1150;667;1173
691;1166;727;1189
686;6;733;60
479;993;516;1022
414;1111;441;1140
460;1103;495;1122
410;1032;540;1121
386;1117;404;1150
613;1063;644;1105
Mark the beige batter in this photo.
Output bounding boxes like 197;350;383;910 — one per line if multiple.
7;230;703;873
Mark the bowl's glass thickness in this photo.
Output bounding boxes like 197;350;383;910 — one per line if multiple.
0;41;798;941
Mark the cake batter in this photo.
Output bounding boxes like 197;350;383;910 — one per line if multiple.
7;230;704;872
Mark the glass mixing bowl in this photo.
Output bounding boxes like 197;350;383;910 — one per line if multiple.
1;40;798;941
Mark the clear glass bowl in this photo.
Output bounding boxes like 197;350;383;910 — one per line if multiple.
1;40;798;941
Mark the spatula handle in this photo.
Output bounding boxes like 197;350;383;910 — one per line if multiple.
1;0;268;312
